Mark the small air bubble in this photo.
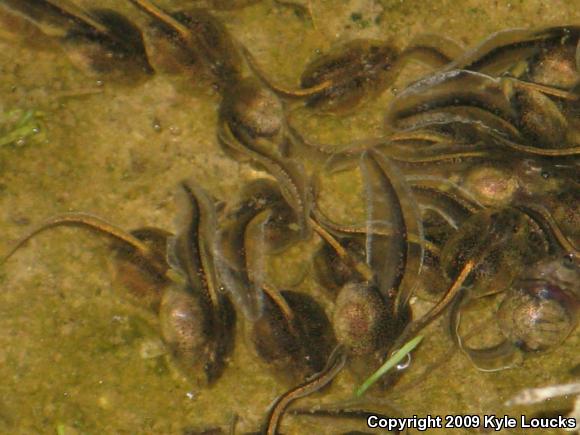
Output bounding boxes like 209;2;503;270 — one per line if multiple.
152;118;162;132
396;353;411;370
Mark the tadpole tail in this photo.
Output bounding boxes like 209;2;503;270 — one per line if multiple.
176;181;238;385
399;33;464;69
516;204;580;259
360;149;425;317
448;289;523;372
491;133;580;156
127;0;190;41
1;212;157;270
312;209;440;259
176;181;223;311
6;0;151;54
576;39;580;71
444;25;580;75
442;27;543;74
391;258;475;353
262;283;294;322
240;45;332;98
214;207;270;321
309;216;373;282
261;345;347;435
2;0;107;34
509;78;579;101
59;0;110;32
218;120;312;239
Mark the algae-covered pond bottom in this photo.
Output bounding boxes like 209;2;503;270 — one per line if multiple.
1;0;579;434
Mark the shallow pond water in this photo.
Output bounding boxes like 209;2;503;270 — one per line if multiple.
0;0;579;434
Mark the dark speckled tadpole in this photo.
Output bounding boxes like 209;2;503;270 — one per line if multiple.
1;215;177;332
0;212;168;277
2;0;154;80
127;0;243;86
386;68;580;156
300;39;402;114
297;33;467;115
440;206;579;371
0;192;235;384
444;25;580;78
313;149;424;368
128;0;314;237
359;149;424;316
446;257;578;372
306;149;426;363
166;181;236;384
386;69;519;132
215;185;335;379
251;286;336;382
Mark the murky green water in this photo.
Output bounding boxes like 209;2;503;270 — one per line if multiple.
1;1;579;434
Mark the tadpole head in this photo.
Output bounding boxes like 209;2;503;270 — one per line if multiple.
527;41;580;90
441;208;548;298
332;282;394;356
159;285;212;380
221;77;284;140
497;257;579;352
251;289;335;382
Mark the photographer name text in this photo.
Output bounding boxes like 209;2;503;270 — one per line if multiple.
366;414;577;432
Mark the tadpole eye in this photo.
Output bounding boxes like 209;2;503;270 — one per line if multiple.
563;253;575;268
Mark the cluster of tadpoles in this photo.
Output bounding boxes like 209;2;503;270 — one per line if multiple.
1;1;580;433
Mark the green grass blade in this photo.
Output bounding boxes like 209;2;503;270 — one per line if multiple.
355;335;424;397
0;109;43;147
